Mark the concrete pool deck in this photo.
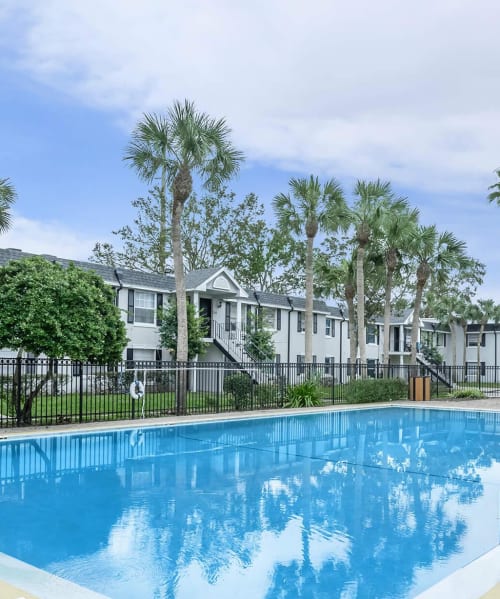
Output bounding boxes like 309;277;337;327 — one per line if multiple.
0;398;499;599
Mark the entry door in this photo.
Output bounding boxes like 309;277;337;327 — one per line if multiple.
394;327;400;352
199;298;212;337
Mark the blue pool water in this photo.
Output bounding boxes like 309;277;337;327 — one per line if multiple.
0;407;500;598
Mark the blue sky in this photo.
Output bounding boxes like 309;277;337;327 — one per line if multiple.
1;1;500;298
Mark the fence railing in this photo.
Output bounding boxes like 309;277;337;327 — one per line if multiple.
1;358;499;428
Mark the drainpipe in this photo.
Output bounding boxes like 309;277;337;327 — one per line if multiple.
495;326;498;384
339;307;345;383
114;268;123;305
286;296;295;363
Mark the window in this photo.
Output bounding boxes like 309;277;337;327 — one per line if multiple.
313;313;318;334
127;289;156;324
246;304;253;331
325;356;334;375
297;354;305;375
325;318;335;337
276;308;281;331
367;358;377;378
467;333;486;347
436;332;446;347
366;324;379;344
297;312;305;332
262;307;275;329
466;361;486;376
225;302;232;331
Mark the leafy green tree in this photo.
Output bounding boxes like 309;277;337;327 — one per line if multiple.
408;226;468;364
244;313;275;361
91;188;299;292
487;168;500;204
0;177;16;234
0;256;127;422
425;258;484;371
124;100;243;414
159;302;207;360
274;176;348;363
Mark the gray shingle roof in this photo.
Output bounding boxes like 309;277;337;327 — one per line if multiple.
246;289;331;313
0;248;177;292
185;267;224;289
0;248;343;313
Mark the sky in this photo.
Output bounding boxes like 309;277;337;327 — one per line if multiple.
1;1;499;298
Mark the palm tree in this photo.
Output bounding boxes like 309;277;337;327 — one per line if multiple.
378;200;419;367
0;178;16;233
274;176;348;363
349;180;395;367
487;168;500;204
408;226;468;364
125;100;243;414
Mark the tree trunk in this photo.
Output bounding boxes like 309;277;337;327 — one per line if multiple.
304;235;314;364
172;165;192;415
382;267;394;369
158;166;168;273
410;281;426;365
345;285;357;368
356;244;366;372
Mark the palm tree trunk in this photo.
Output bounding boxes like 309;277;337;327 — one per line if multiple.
172;166;192;415
382;268;394;369
410;282;425;365
356;245;366;370
304;236;314;364
158;166;168;273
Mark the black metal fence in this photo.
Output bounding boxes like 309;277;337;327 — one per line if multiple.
0;357;498;428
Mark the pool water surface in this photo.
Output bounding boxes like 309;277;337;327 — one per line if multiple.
0;406;499;598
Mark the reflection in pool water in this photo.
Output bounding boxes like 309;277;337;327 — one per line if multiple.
0;407;499;598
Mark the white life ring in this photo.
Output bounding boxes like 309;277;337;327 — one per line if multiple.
130;380;145;400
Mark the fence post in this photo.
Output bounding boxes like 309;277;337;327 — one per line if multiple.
15;355;22;426
79;362;84;423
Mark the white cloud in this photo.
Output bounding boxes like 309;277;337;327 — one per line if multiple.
1;213;101;260
3;0;500;193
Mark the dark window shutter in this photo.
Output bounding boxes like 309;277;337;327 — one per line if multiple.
156;293;163;325
155;349;162;362
225;302;231;331
313;313;318;334
482;333;486;347
276;308;281;331
127;290;135;323
126;348;134;369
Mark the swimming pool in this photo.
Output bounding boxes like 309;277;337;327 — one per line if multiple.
0;406;499;598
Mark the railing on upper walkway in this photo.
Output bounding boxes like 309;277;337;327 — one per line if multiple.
1;358;499;428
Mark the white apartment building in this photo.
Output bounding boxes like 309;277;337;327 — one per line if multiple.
1;248;498;377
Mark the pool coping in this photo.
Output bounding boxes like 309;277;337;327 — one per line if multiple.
1;398;500;598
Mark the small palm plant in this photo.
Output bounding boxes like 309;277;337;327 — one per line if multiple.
285;378;323;408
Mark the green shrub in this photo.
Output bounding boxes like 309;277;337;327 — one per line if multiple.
254;383;281;408
224;373;253;410
344;378;408;404
285;379;323;408
448;388;485;399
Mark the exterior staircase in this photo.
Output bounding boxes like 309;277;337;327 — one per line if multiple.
211;320;269;384
416;354;453;388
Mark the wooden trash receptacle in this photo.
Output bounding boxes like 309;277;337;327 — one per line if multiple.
409;376;431;401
